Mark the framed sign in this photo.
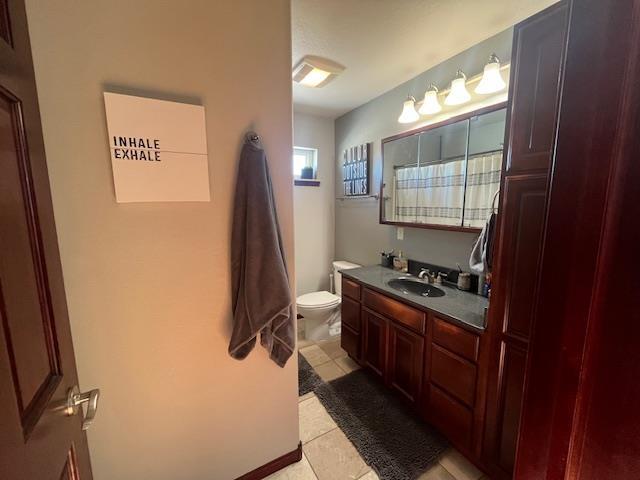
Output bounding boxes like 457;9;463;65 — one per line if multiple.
104;92;210;203
342;142;371;196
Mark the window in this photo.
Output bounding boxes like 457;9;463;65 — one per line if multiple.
293;146;318;181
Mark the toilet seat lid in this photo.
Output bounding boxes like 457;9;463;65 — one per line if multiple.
297;291;340;309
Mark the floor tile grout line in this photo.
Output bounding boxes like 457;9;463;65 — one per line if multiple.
302;450;319;480
439;456;461;480
299;396;318;407
302;452;321;480
304;426;372;480
355;468;374;480
302;424;339;446
312;358;335;368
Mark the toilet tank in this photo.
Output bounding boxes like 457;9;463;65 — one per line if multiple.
332;261;361;296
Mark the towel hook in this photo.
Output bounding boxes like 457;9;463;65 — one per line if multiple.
246;131;261;144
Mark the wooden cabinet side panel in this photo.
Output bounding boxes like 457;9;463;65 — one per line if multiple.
341;295;361;332
341;324;361;362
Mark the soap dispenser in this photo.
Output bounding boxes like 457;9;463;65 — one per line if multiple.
393;251;403;271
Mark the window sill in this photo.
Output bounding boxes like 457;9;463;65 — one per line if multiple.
294;179;320;187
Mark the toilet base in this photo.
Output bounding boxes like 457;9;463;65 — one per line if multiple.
303;310;340;342
328;321;341;338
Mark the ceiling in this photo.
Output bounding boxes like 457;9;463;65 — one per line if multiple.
292;0;557;118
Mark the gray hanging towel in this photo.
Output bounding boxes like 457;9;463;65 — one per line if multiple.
469;212;496;275
228;132;294;367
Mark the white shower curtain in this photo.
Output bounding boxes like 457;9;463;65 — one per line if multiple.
393;151;502;227
463;152;502;228
393;166;419;222
415;159;465;225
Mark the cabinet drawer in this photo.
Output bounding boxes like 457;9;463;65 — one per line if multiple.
428;385;473;450
342;278;361;301
430;344;477;407
363;288;425;334
341;295;361;332
432;317;479;363
341;324;360;361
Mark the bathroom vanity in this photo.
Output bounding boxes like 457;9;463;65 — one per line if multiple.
339;265;489;464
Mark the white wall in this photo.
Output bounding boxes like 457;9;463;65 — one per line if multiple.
25;1;298;479
293;112;335;295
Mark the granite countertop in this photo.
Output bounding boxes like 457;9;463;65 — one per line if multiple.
341;265;488;332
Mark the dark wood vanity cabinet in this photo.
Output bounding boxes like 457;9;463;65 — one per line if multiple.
341;279;483;460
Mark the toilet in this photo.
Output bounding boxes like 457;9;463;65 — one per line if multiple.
297;260;361;341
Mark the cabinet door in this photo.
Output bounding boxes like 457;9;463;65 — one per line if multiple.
362;309;388;378
388;323;424;404
506;3;568;174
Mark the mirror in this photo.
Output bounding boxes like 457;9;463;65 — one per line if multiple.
381;105;506;231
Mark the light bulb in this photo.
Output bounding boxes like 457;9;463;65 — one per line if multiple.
419;84;442;115
398;96;419;124
445;70;471;106
475;54;506;94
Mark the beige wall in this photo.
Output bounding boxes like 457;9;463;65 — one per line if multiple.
25;1;298;479
293;112;335;296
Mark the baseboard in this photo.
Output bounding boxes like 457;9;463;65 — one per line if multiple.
235;442;302;480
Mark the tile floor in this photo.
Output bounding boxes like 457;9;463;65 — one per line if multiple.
267;334;490;480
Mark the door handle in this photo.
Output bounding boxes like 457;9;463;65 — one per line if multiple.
65;386;100;430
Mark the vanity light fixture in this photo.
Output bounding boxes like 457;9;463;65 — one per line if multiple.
292;55;345;88
398;95;420;123
445;70;471;106
418;84;442;115
475;53;507;94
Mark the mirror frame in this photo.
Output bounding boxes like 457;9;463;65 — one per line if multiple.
379;101;508;233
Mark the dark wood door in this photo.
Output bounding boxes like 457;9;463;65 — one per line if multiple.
482;3;568;478
387;322;424;404
0;1;93;478
361;308;388;378
515;0;640;478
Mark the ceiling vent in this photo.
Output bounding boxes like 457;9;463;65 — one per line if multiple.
292;55;345;88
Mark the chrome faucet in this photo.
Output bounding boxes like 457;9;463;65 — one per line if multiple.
418;268;436;283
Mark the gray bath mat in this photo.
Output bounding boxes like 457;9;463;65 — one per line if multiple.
298;353;323;396
298;354;448;479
